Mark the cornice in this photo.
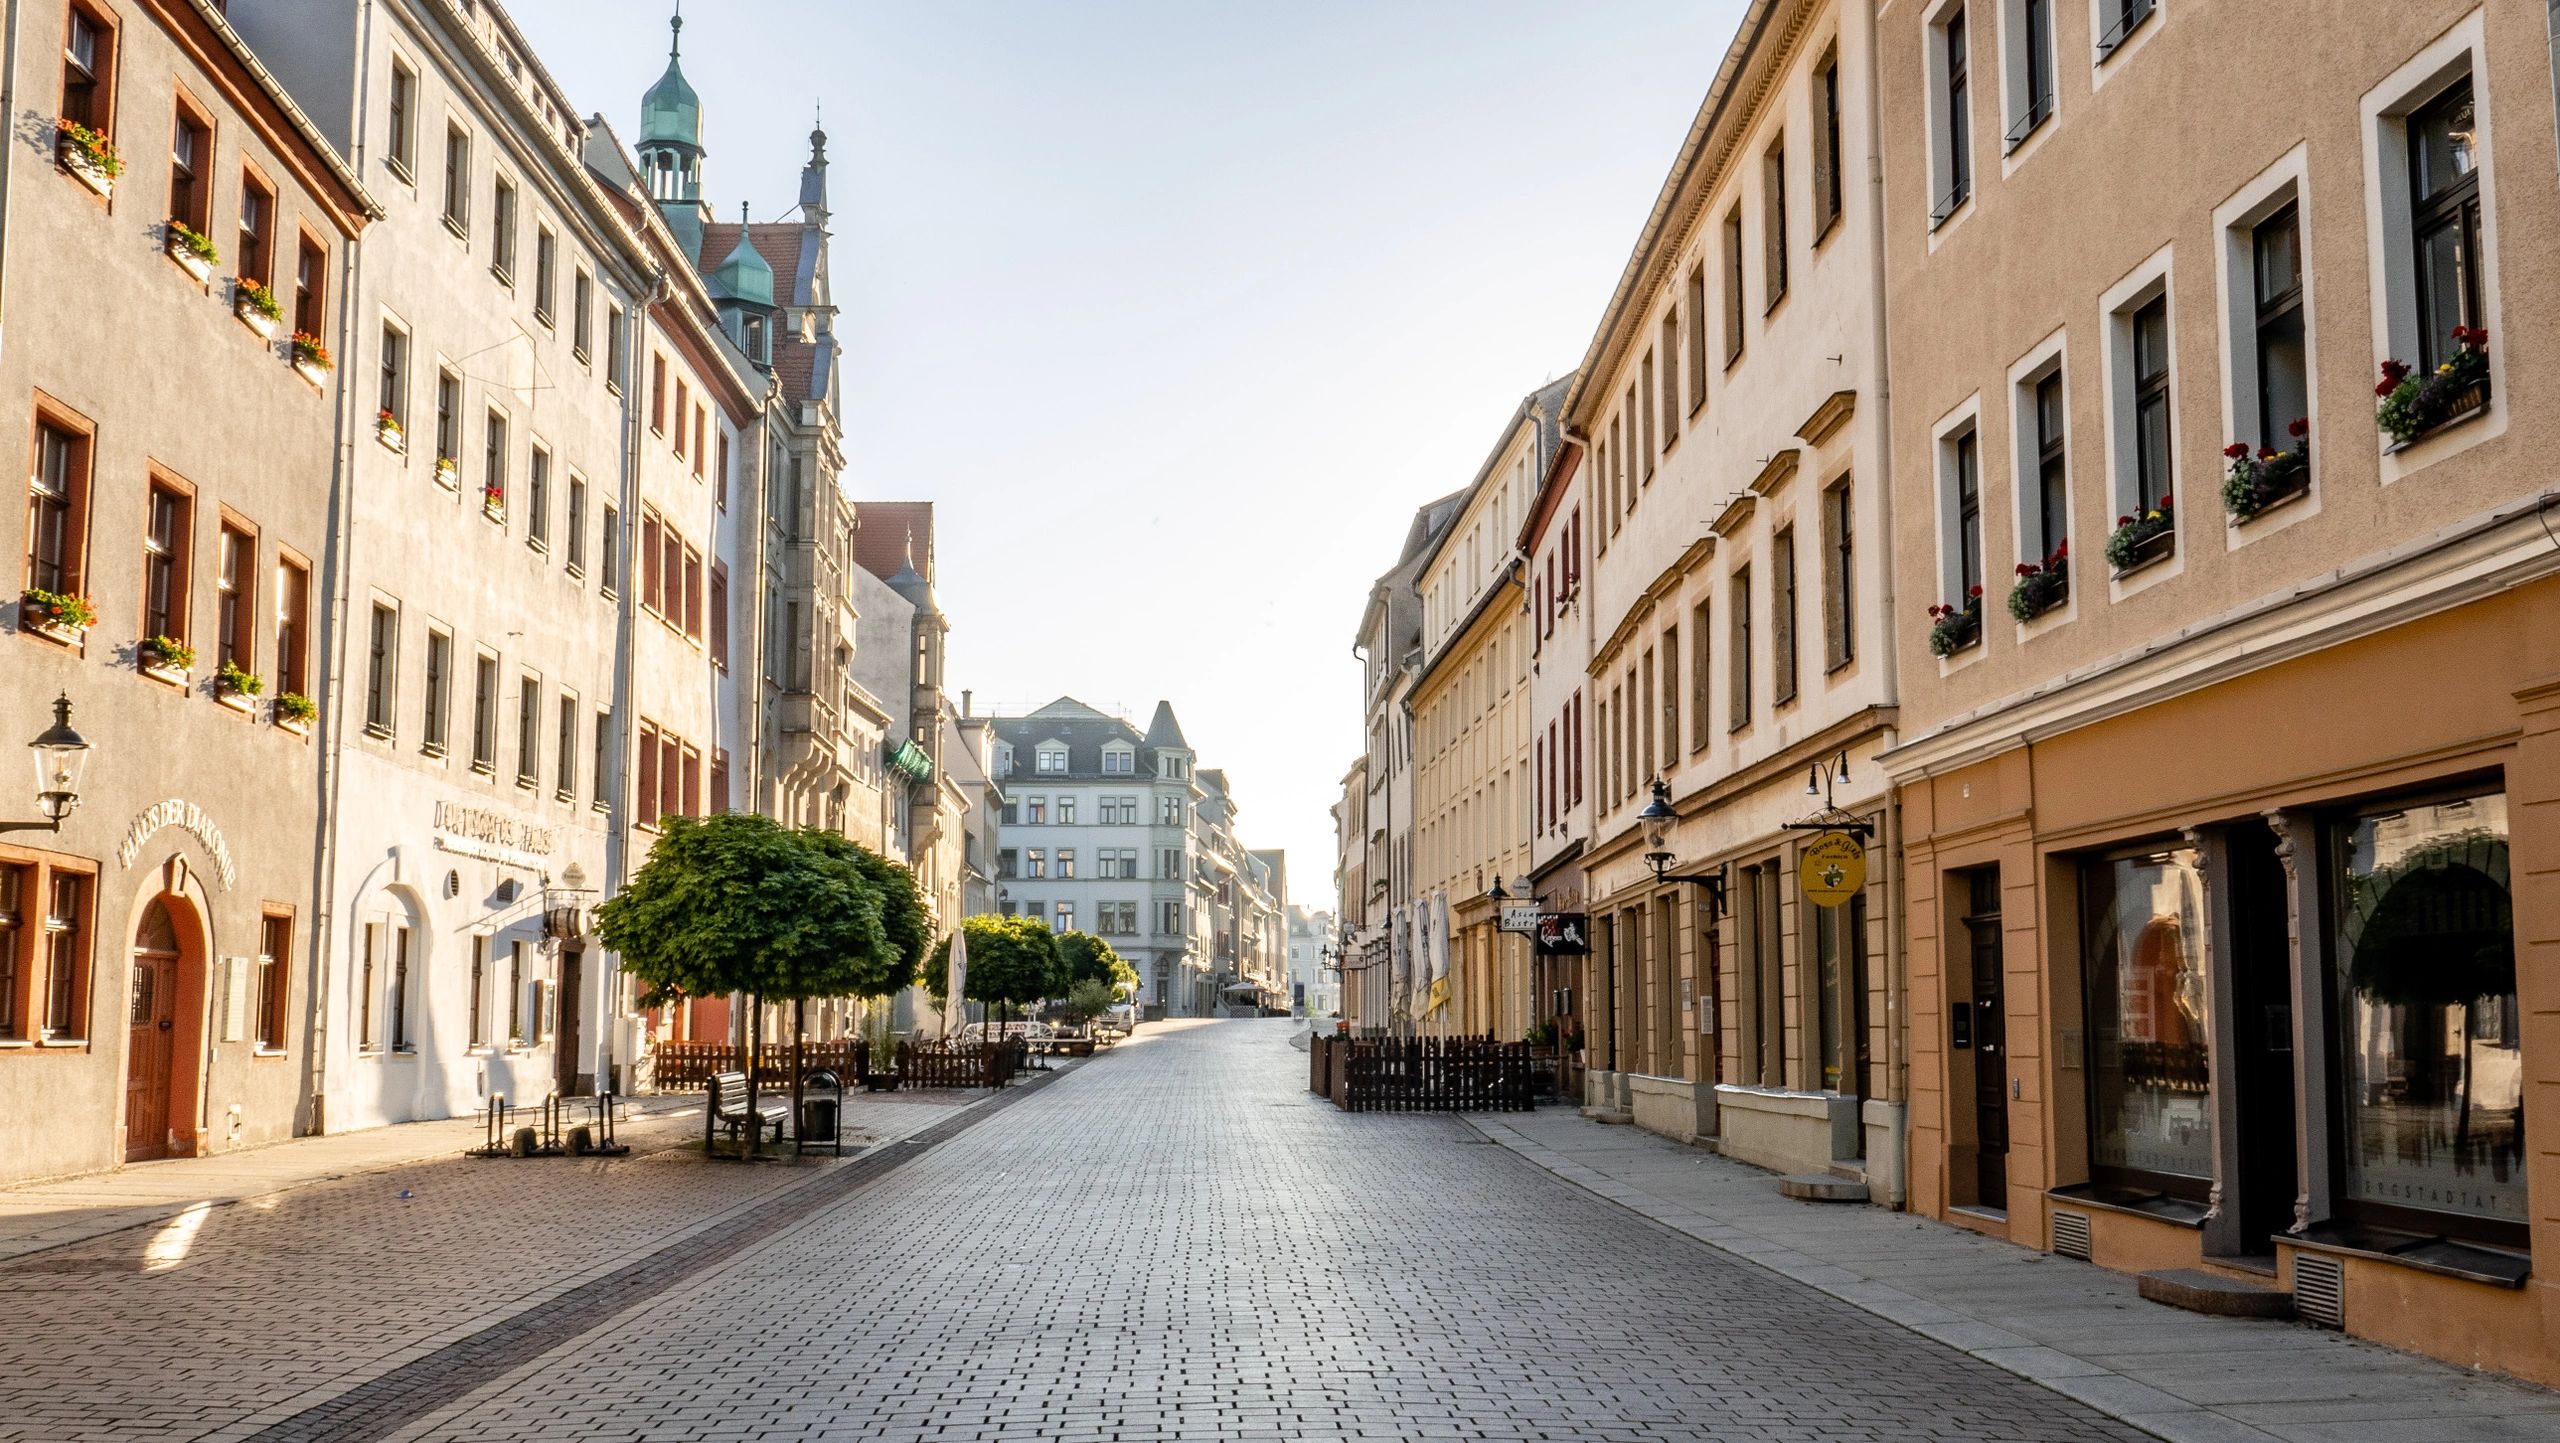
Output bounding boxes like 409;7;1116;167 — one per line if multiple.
1747;448;1801;499
1796;390;1858;448
1594;533;1719;670
1710;491;1758;539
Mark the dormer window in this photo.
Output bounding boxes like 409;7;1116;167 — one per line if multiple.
743;313;767;364
1102;745;1134;775
1036;746;1068;774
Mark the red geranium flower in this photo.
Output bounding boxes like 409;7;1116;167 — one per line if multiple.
2224;442;2250;459
2287;418;2309;438
2159;494;2173;508
1967;585;1983;598
2117;515;2134;527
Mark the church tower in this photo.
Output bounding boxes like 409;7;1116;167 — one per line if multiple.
637;9;708;259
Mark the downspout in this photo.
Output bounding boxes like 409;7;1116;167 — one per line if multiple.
1852;0;1910;1208
308;0;381;1134
0;0;24;359
605;265;662;1079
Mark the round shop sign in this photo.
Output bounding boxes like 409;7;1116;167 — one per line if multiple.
1799;831;1866;909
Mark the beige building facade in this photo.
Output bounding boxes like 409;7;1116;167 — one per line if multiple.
1879;0;2560;1382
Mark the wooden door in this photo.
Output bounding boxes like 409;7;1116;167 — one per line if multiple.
1963;869;2008;1208
125;930;179;1162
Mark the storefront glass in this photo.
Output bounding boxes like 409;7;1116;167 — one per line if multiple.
2082;848;2212;1187
2332;792;2521;1231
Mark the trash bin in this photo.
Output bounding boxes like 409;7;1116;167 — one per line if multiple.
799;1069;841;1147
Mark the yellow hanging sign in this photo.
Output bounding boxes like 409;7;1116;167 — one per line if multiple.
1800;830;1867;908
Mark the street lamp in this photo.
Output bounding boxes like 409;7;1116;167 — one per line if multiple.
3;695;89;835
1636;777;1727;919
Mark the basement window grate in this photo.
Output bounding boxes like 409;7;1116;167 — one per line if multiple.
2050;1209;2092;1261
2293;1254;2345;1328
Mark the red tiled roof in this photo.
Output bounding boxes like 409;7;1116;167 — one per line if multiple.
853;502;934;583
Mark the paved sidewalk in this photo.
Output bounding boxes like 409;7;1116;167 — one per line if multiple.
1470;1108;2560;1443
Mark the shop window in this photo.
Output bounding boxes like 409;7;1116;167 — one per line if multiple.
2080;846;2212;1194
2329;790;2520;1242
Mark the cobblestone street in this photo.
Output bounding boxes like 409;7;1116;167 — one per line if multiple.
0;1019;2168;1442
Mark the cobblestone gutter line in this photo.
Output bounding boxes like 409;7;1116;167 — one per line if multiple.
223;1069;1072;1443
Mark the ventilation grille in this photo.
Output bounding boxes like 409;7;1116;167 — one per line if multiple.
2293;1254;2345;1329
2050;1209;2093;1261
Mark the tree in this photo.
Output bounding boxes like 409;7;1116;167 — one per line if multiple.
594;813;888;1155
928;914;1064;1025
1056;930;1137;996
1059;978;1119;1029
800;832;929;996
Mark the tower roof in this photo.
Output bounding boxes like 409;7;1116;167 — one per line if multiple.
639;10;701;151
708;203;774;307
1144;701;1190;751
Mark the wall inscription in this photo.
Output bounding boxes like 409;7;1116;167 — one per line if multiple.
432;801;557;871
116;799;238;890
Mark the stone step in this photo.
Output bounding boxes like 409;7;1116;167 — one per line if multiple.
1579;1107;1634;1125
1778;1173;1869;1203
2136;1268;2297;1319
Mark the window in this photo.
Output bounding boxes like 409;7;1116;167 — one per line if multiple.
1763;139;1788;311
1159;900;1183;936
1026;848;1046;879
238;169;275;288
1636;372;1653;481
275;553;310;701
708;563;728;669
168;98;210;239
506;942;524;1044
674;382;690;459
533;225;556;324
376;323;409;432
1058;796;1078;826
470;652;498;772
434;369;460;468
215;522;252;678
442;123;469;234
515;672;540;788
359;603;399;735
2007;0;2055;149
1159;795;1185;826
566;474;588;576
2329;790;2520;1242
421;629;450;754
141;481;190;645
1660;625;1680;769
1721;208;1746;365
385;60;415;179
715;430;729;510
293;232;326;337
594;707;612;810
255;913;290;1051
2096;0;2155;58
0;864;24;1039
710;750;729;812
600;503;619;596
25;413;91;598
554;693;577;800
467;936;487;1047
638;515;661;612
2407;78;2482;376
490;175;516;281
1949;427;1984;606
356;923;378;1050
1038;748;1068;774
1932;6;1973;224
1683;266;1710;413
650;354;667;434
1812;891;1865;1093
1102;748;1133;774
2249;202;2308;451
483;410;507;514
1821;478;1855;670
691;405;706;479
1099;902;1139;936
1054;902;1076;934
997;849;1018;880
2080;845;2209;1195
1728;567;1752;730
1157;847;1181;878
388;925;412;1052
526;446;550;550
1689;600;1712;752
1742;862;1783;1086
60;3;115;135
1813;48;1844;235
2131;294;2172;511
1027;796;1047;825
679;744;700;821
40;870;87;1038
634;724;660;826
572;268;593;362
1771;528;1799;704
683;548;703;640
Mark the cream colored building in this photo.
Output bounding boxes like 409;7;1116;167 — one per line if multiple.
1570;0;1905;1202
1409;380;1567;1038
1877;0;2560;1382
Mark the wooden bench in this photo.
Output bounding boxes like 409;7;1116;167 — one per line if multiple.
703;1071;788;1153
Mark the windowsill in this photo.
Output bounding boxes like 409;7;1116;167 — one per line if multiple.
442;214;467;241
2110;538;2175;580
2047;1181;2208;1229
251;1047;288;1059
490;266;513;289
35;1035;89;1049
2094;6;2157;66
534;311;554;330
168;243;213;287
433;463;459;491
554;789;574;805
387;1046;417;1059
2230;478;2311;525
215;688;257;716
385;158;414;188
572;347;590;368
139;661;191;690
363;723;394;742
528;537;548;555
1813;212;1842;250
564;563;585;580
2287;1223;2529;1289
470;761;496;777
606;380;623;398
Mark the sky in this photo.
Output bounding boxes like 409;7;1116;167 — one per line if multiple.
515;0;1743;909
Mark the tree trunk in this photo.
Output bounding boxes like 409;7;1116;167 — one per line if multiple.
742;995;762;1160
790;995;807;1156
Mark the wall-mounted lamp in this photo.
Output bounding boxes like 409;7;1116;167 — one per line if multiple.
1635;777;1728;919
2;695;89;835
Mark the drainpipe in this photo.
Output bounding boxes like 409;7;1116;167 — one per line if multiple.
308;0;382;1135
1851;0;1910;1208
603;264;662;1084
0;0;24;360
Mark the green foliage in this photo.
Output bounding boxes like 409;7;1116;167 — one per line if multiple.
1060;978;1118;1026
216;659;264;696
926;913;1063;1009
1056;930;1137;994
593;812;890;1009
801;832;930;995
273;691;317;724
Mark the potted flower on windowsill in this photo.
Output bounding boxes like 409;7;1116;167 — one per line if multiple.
375;409;406;454
1927;590;1984;659
55;119;120;196
215;658;264;711
2105;495;2175;575
289;331;333;385
433;453;459;487
481;481;506;520
164;219;218;281
2007;544;2069;622
274;690;317;734
2377;327;2491;449
234;277;282;338
137;634;195;682
19;588;95;644
2223;422;2310;524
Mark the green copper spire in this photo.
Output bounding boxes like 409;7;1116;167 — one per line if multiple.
639;6;701;151
710;203;774;310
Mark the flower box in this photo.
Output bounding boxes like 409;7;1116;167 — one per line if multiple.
276;713;312;737
167;232;214;283
2386;377;2490;452
2378;329;2492;450
54;122;118;198
2007;552;2068;622
18;588;94;644
139;657;190;685
376;412;406;454
137;634;194;683
289;331;333;389
433;456;459;489
2105;500;2176;577
234;279;282;339
23;613;84;645
216;687;257;715
481;499;506;522
274;692;317;734
1926;597;1983;659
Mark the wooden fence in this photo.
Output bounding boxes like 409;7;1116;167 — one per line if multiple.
1308;1035;1535;1113
649;1038;1019;1092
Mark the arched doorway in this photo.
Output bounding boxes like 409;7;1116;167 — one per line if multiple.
125;898;185;1161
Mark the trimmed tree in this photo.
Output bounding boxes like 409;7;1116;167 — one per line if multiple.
1059;978;1119;1029
1056;929;1138;998
594;813;888;1155
928;913;1064;1032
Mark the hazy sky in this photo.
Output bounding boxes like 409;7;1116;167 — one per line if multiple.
515;0;1740;908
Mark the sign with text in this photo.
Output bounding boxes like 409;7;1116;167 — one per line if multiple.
1499;903;1541;934
1533;912;1590;955
1799;831;1867;908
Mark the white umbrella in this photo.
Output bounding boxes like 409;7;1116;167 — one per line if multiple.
942;925;970;1037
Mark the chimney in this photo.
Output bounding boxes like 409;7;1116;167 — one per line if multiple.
962;690;973;717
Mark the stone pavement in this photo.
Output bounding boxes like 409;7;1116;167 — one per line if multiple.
1469;1107;2560;1443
